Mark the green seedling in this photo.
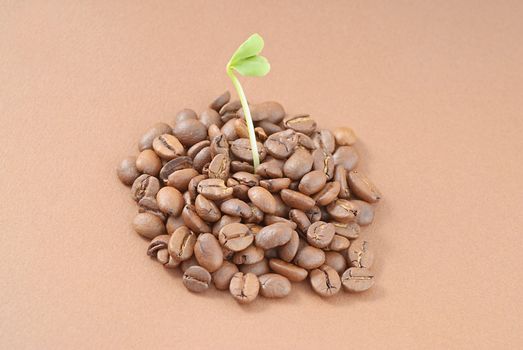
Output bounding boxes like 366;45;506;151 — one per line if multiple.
226;33;271;171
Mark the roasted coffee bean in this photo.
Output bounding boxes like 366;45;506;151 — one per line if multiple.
264;129;298;159
332;221;360;239
192;146;212;173
219;100;242;115
247;186;276;214
229;272;259;304
135;150;162;176
283;147;313;180
289;209;311;236
312;181;340;206
182;204;211;233
168;226;196;261
257;120;283;135
294;245;325;270
231;138;266;162
283;114;317;135
180;255;199;272
208;124;222;140
197;178;233;201
230;160;254;173
221;111;238;123
255;158;284;178
247;224;263;235
263;215;297;230
333;146;359;171
117;156;140;186
327;199;358;222
324;251;347;275
239;101;285;123
347;239;374;268
131;174;160;202
273;194;290;217
173;119;208;147
209;91;230;112
207;154;230;180
232;171;259;186
152;134;185;160
199;108;223;128
240;258;271;276
219;223;253;252
244;204;264;224
210;134;229;157
334;165;350;199
347;170;381;203
288;181;299;191
299;170;327;195
147;235;170;264
312;149;335;179
296;132;316;150
156;186;184;217
185;175;205;199
232;245;265;265
212;215;241;236
312;129;336;153
305;206;322;223
166;215;185;234
183;266;212;293
139;122;173;151
352;200;375;226
187;140;211;159
280;189;315;211
307;221;335;248
277;230;300;262
167;168;199;192
183;191;193;206
341;267;374;292
138;196;165;220
195;194;221;222
233;118;249;139
174;108;197;123
164;255;181;269
310;265;341;297
133;212;166;240
212;261;239;290
159;156;192;182
255;223;292;249
254;127;268;141
228;179;250;201
194;233;223;272
260;178;291;192
333;126;357;146
222;246;235;261
220;198;252;219
329;235;350;251
259;274;292;298
269;259;308;282
221;119;239;141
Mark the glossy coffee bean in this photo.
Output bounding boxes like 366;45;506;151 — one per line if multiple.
333;146;359;171
299;170;327;195
312;149;335;179
212;215;241;236
219;223;253;252
139;122;172;151
264;129;298;159
327;199;358;223
194;233;223;272
283;148;314;180
259;274;292;298
347;238;374;268
269;259;308;282
341;267;374;292
181;205;211;233
334;165;350;199
221;119;239;141
152;134;185;160
220;198;252;219
208;154;230;180
183;266;211;293
131;174;160;201
132;212;165;239
212;261;238;290
168;226;196;261
209;91;230;112
294;245;325;270
280;189;316;211
156;186;184;217
259;178;291;192
307;221;335;248
283;114;317;135
187;140;211;159
255;223;293;249
197;178;233;201
240;258;271;276
277;230;300;262
174;108;197;123
333;127;357;146
247;186;276;214
230;138;266;162
199;108;223;128
324;251;347;275
194;194;221;223
192;146;212;173
229;272;259;304
135;150;162;176
232;245;264;265
117;156;140;185
310;265;341;297
312;129;336;154
352;200;375;226
167;168;199;192
173;119;208;147
347;170;382;203
159;156;193;182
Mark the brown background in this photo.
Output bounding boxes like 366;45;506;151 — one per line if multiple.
1;1;522;349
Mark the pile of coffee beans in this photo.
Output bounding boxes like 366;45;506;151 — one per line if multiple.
117;91;381;303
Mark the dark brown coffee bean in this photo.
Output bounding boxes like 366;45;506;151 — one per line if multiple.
219;223;253;252
244;204;264;224
255;158;284;178
352;200;375;226
341;267;374;292
147;235;170;264
159;156;193;182
167;168;199;192
260;178;291;192
183;266;211;293
173;119;207;147
264;129;299;159
212;261;238;290
156;187;184;217
259;273;292;298
283;114;317;135
327;199;358;223
210;134;230;157
194;233;223;272
117;156;140;186
280;189;315;211
230;160;254;173
230;138;266;162
219;100;242;115
192;146;212;173
168;226;196;261
347;238;374;268
296;132;316;149
312;129;336;153
187;140;211;159
334;165;350;199
332;221;360;239
233;245;265;265
254;127;268;141
131;174;160;201
231;172;259;186
307;221;335;248
229;272;259;304
240;258;270;276
312;149;335;179
333;146;359;171
257;120;283;135
247;186;276;214
135;150;161;177
310;265;341;297
269;259;308;282
139;123;173;151
273;194;291;217
212;215;241;236
255;223;292;249
348;170;381;203
305;206;322;223
187;174;207;200
152;134;185;160
220;198;252;219
325;251;347;275
220;119;239;141
289;209;311;236
180;255;199;272
263;215;297;230
207;154;230;181
294;245;325;270
227;179;250;201
181;205;211;233
329;235;350;251
283;148;313;180
277;230;300;262
199;108;223;128
209;91;231;112
197;178;233;201
174;108;197;123
166;215;185;234
333;127;357;146
312;181;340;206
239;101;285;123
299;170;327;195
195;194;221;222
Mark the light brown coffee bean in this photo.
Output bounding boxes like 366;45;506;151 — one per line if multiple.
255;223;293;249
269;259;308;282
333;127;357;146
256;158;284;178
135;150;161;176
289;209;311;236
131;174;160;201
219;223;253;252
152;134;185;160
239;101;285;123
240;259;270;276
333;146;359;171
132;212;165;239
194;194;221;222
257;120;283;135
294;245;326;270
296;132;316;149
277;230;300;262
137;196;165;221
230;138;266;162
233;118;249;139
192;146;212;173
199;108;223;128
312;129;336;153
232;245;265;265
229;272;260;304
179;255;199;272
212;215;241;236
156;186;184;217
220;198;252;219
341;267;374;292
280;189;316;211
305;206;322;223
168;226;196;261
307;221;335;248
334;165;350;199
187;140;211;159
220;119;239;141
227;179;249;201
166;215;185;234
273;194;291;217
117;156;140;186
283;114;317;135
299;170;327;195
194;233;223;272
197;178;233;201
327;199;358;222
159;156;193;182
263;215;297;230
139;122;173;151
232;172;259;186
147;234;170;264
187;174;207;200
209;91;230;112
244;204;264;224
210;134;229;157
260;178;291;192
312;149;335;179
264;129;298;159
329;235;350;251
347;238;374;268
167;168;199;192
219;100;242;115
324;251;347;275
347;170;382;203
332;221;360;239
254;127;268;141
230;160;254;173
173;119;208;147
207;154;230;181
310;265;341;297
182;191;193;206
181;204;211;233
212;261;238;290
311;181;340;206
283;148;314;180
259;274;292;298
247;186;276;214
183;266;211;293
352;200;375;226
174;108;197;123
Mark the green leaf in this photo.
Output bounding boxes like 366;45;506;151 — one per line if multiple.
228;33;264;66
232;55;271;77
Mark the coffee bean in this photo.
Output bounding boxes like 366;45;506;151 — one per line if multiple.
187;174;207;200
288;209;311;236
259;273;292;298
139;122;173;151
181;204;211;233
174;108;198;123
307;221;335;248
244;204;264;224
352;200;375;226
280;189;315;211
310;265;341;297
240;258;270;276
296;132;316;149
257;120;283;135
194;233;223;272
180;255;199;272
219;223;253;252
173;119;208;147
156;186;184;217
183;266;212;293
166;215;185;234
305;206;322;223
168;226;196;261
220;198;252;219
247;186;276;214
312;129;336;154
347;238;374;268
256;158;284;178
260;178;291;192
333;146;359;171
208;124;222;140
324;251;347;275
207;154;230;181
255;223;292;249
229;272;259;304
227;179;249;201
167;168;199;192
117;156;140;186
327;199;358;222
131;174;160;201
347;170;381;203
183;191;193;206
219;100;242;115
231;171;259;186
210;134;230;157
197;178;233;201
209;91;231;112
212;261;238;290
263;215;297;230
221;119;239;141
159;156;193;182
269;259;308;282
195;194;221;222
232;245;265;265
283;114;317;135
192;146;212;173
137;196;165;220
334;165;350;199
333;127;357;146
341;267;374;292
294;245;325;270
239;101;285;123
277;230;300;262
299;170;327;195
312;149;335;179
283;147;313;180
312;181;340;206
230;138;266;162
254;127;268;141
132;212;165;239
328;235;350;251
135;150;162;176
147;234;170;264
332;221;360;239
264;129;298;159
212;215;241;236
152;134;185;160
230;160;254;173
199;108;223;128
233;118;249;139
273;194;290;217
187;140;211;159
